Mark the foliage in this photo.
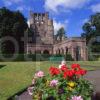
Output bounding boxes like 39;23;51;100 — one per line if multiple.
49;54;65;62
0;7;28;53
65;53;74;61
91;41;100;53
81;13;100;44
0;54;51;61
98;57;100;61
88;53;100;61
52;54;64;57
28;64;93;100
0;61;98;100
81;13;100;56
0;53;80;61
55;27;67;41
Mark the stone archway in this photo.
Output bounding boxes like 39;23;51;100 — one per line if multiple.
43;50;49;54
56;50;57;54
35;50;41;54
65;47;68;54
76;46;81;61
61;48;64;54
58;49;60;54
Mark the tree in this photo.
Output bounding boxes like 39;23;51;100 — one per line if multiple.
81;22;95;44
91;13;100;32
81;13;100;43
0;7;28;54
56;27;67;41
81;13;100;53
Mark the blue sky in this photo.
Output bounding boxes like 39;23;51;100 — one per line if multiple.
0;0;100;37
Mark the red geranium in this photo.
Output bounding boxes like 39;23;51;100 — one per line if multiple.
79;68;87;75
75;68;87;77
61;65;68;72
71;64;80;69
49;66;60;76
63;69;75;78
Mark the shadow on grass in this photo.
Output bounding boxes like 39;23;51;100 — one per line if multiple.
0;65;6;69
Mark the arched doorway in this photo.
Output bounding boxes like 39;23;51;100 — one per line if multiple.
76;46;81;61
61;48;64;54
56;50;57;54
43;50;49;54
58;49;60;54
65;47;68;54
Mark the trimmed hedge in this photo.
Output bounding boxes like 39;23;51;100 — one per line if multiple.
65;53;74;61
88;53;100;61
49;54;65;62
0;53;74;61
0;54;51;61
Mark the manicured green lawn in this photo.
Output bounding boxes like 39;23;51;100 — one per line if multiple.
0;61;100;100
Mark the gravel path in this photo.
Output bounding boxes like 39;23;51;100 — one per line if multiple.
18;70;100;100
18;91;32;100
84;70;100;92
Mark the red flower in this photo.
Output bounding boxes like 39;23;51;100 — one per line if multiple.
75;68;87;76
49;67;60;76
63;69;75;78
75;70;81;76
61;65;68;72
71;64;80;69
79;68;87;75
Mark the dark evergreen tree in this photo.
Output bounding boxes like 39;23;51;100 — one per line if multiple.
0;7;28;54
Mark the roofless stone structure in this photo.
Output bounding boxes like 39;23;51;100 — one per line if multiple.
26;11;88;61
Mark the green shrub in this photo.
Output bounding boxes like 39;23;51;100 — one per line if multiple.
0;53;51;61
0;53;75;61
49;54;65;62
98;57;100;61
88;53;100;61
65;53;74;61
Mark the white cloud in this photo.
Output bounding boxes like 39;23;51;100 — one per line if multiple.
44;0;90;13
91;3;100;13
3;0;23;6
16;5;31;12
16;6;24;11
82;18;89;24
27;20;30;28
53;19;68;34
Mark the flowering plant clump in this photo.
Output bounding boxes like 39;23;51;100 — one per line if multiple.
28;64;93;100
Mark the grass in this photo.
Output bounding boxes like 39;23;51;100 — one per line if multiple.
0;61;100;100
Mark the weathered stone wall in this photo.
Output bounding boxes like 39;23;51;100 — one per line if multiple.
27;12;88;61
53;38;88;61
29;12;54;44
26;44;53;54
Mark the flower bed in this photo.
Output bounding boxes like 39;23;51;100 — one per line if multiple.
28;64;93;100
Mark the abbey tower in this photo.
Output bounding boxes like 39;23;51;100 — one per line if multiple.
29;11;54;44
